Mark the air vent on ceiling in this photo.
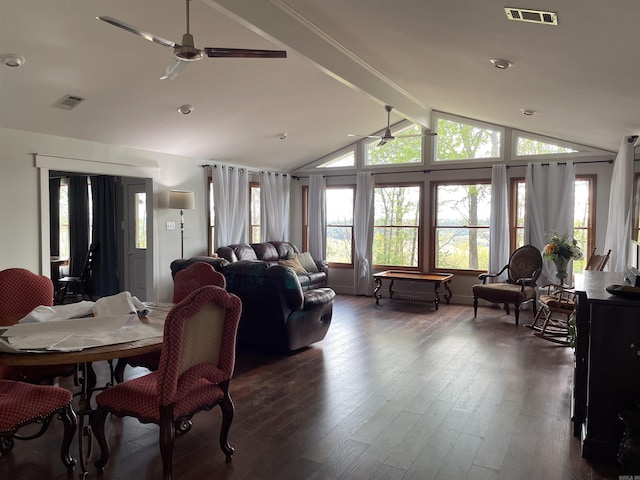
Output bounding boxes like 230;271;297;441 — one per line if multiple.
52;94;85;110
504;7;558;25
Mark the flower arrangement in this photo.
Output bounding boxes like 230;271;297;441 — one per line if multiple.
543;232;583;261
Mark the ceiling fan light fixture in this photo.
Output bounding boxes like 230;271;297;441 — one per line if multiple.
490;58;513;70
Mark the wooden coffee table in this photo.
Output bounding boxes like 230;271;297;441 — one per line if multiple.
373;271;453;310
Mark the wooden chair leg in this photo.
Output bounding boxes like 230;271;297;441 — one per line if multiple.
59;403;78;471
219;384;235;463
473;297;478;317
90;407;110;471
159;404;176;480
514;305;520;325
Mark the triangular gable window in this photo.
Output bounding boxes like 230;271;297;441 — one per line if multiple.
316;150;355;168
516;137;578;156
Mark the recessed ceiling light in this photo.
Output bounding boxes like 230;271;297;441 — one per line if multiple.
490;58;513;70
521;109;537;116
278;132;288;140
177;104;193;115
1;54;25;68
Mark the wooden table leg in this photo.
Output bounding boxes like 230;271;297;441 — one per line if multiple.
433;282;441;310
374;277;383;305
443;280;452;304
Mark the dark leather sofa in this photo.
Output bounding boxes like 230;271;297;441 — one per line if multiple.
215;241;328;290
170;253;335;351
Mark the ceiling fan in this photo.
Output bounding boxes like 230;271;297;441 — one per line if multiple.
348;105;436;146
97;0;287;80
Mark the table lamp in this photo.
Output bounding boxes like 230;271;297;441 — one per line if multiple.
169;190;195;258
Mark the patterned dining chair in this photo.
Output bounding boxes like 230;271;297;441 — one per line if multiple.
0;268;76;382
91;285;242;480
113;262;226;383
0;379;77;471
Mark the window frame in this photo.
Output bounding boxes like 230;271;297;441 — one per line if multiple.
509;175;597;262
363;121;425;169
249;181;260;243
431;111;505;165
302;184;355;268
372;182;424;271
314;146;357;170
429;179;492;275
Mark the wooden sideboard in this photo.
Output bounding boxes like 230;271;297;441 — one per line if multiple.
573;271;640;463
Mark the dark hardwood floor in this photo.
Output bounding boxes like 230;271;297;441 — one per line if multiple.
0;295;628;479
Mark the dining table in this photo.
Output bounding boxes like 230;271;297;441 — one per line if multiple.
0;302;172;479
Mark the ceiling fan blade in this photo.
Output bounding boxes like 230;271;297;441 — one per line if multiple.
396;133;438;138
97;16;176;48
348;134;382;139
377;139;388;147
204;48;287;59
160;58;190;80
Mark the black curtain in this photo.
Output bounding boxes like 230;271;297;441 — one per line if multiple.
68;176;90;276
49;178;60;256
91;176;119;297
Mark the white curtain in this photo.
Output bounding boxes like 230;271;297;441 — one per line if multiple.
524;161;575;284
211;165;249;247
604;136;636;272
260;171;290;242
353;172;375;295
308;175;326;259
489;164;510;280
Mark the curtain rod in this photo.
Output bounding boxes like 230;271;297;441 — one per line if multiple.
290;158;614;180
201;164;289;176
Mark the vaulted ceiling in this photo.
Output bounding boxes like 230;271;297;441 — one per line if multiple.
1;0;638;171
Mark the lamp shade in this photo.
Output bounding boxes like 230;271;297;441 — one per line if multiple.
169;190;195;210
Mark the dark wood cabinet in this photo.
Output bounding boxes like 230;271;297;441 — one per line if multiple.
573;271;640;463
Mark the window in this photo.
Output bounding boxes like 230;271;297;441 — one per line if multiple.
432;181;491;271
511;176;595;271
302;185;355;265
515;135;578;156
208;178;215;255
433;112;503;163
250;182;260;243
59;180;69;258
364;123;422;166
373;184;422;268
326;187;354;264
316;149;355;168
134;192;147;249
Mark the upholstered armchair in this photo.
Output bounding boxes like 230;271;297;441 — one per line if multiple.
91;285;242;480
0;379;77;471
0;268;76;382
472;245;543;325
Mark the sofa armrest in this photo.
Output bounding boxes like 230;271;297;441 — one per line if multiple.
264;265;304;311
315;259;329;275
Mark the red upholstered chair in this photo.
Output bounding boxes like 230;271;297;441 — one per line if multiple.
0;379;77;471
91;285;241;480
113;262;226;383
0;268;75;382
172;262;226;303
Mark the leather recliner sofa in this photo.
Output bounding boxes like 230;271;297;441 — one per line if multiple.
169;256;335;352
215;241;328;290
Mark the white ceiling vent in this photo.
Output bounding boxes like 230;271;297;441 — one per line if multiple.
52;94;85;110
504;7;558;25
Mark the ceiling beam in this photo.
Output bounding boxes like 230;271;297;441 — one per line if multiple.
202;0;433;128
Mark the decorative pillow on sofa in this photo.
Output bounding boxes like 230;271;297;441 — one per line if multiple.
289;251;319;273
278;258;308;274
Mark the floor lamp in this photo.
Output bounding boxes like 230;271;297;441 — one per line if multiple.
169;190;195;258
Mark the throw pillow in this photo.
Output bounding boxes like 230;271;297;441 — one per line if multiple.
296;252;319;273
278;258;308;274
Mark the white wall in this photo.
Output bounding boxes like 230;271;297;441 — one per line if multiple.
0;127;211;302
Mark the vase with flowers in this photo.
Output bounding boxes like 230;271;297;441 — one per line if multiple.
543;232;583;285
